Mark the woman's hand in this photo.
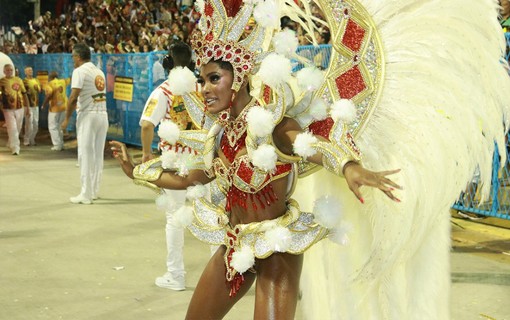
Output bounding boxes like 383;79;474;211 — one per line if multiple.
343;162;402;203
109;140;135;179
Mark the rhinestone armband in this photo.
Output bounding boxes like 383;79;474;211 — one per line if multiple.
313;140;361;176
132;157;164;193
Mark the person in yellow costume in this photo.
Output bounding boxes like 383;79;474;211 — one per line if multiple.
42;71;70;151
0;63;29;155
23;66;42;146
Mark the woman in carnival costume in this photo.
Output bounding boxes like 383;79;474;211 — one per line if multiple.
111;0;510;319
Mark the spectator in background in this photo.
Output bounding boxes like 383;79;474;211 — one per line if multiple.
139;41;196;291
23;66;42;146
0;64;29;155
62;43;109;205
42;71;70;151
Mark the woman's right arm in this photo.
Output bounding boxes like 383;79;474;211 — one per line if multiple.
109;141;213;190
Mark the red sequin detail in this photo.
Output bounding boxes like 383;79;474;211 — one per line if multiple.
225;232;245;297
335;66;366;99
342;19;366;52
221;131;247;163
205;3;213;16
263;85;271;104
309;117;334;140
223;0;244;17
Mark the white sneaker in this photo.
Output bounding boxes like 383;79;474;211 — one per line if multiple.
155;273;185;291
51;146;63;151
70;194;92;205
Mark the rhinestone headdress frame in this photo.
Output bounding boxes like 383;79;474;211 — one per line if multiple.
191;0;270;92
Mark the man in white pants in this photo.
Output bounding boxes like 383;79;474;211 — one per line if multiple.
140;41;195;291
23;66;42;146
62;43;109;205
42;71;70;151
0;64;29;155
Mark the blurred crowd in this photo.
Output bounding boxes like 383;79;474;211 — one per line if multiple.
0;0;198;54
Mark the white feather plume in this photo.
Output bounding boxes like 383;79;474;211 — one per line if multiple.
158;120;180;145
293;132;318;159
253;0;280;29
168;66;196;95
313;196;343;228
328;221;353;246
155;194;174;212
251;144;277;171
172;205;194;228
257;53;292;89
231;246;255;274
186;184;208;200
272;29;299;57
296;67;323;92
265;226;292;252
161;149;179;169
309;98;329;121
330;99;357;123
246;106;275;137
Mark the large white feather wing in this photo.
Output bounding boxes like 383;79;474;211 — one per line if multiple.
298;0;510;319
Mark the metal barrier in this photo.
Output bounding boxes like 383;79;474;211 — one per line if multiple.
452;134;510;219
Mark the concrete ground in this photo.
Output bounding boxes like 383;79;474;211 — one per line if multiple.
0;127;509;320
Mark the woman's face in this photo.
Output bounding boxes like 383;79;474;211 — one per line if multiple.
198;62;234;114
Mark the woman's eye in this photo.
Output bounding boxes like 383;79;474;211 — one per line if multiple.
210;75;220;82
197;79;204;85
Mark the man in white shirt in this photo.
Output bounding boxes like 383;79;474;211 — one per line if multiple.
62;43;109;205
139;41;195;291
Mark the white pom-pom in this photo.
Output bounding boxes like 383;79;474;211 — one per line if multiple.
252;144;277;171
168;66;197;95
158;120;180;145
253;0;280;29
313;195;343;228
309;98;329;121
296;67;323;92
265;226;292;252
328;221;353;245
186;184;208;200
173;205;194;227
161;149;178;169
231;246;255;274
155;194;174;212
330;99;357;123
194;0;205;13
293;132;318;159
272;29;298;56
257;53;292;89
246;106;274;137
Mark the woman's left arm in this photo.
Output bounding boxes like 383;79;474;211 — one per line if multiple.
273;117;401;203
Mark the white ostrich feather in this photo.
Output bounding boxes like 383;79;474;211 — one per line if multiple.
167;67;196;95
231;246;255;274
309;97;329;121
157;120;180;145
257;53;292;89
253;0;280;29
172;205;194;228
265;226;292;252
186;184;208;200
330;99;356;123
313;196;343;228
246;106;275;137
299;0;510;319
272;29;299;57
251;144;277;171
161;149;178;169
296;67;323;92
293;132;318;159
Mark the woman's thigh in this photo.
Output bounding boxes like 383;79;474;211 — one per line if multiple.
254;253;303;320
186;246;256;320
